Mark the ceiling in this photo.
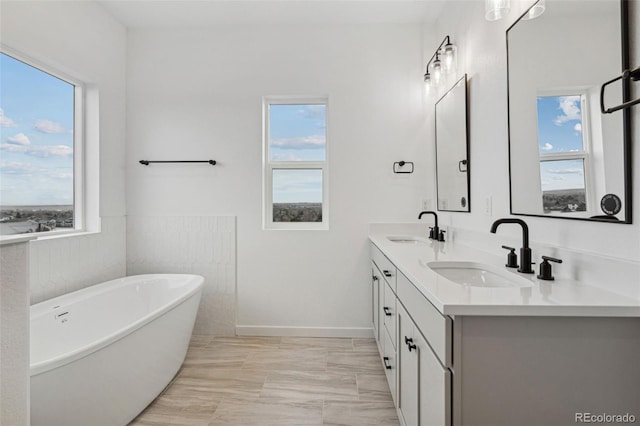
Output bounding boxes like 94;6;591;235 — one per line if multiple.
96;0;446;28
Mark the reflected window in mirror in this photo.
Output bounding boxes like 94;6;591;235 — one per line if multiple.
506;0;631;223
536;94;591;214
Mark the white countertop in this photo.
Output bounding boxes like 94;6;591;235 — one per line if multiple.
370;224;640;317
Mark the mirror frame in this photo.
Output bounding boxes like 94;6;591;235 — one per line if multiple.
506;0;632;224
435;74;471;213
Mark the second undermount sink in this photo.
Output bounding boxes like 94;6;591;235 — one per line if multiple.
387;235;429;245
426;261;533;288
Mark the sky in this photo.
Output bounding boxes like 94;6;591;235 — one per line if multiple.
0;52;75;207
269;104;325;203
536;95;586;192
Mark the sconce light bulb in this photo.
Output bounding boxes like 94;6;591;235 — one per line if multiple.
424;73;432;93
432;59;442;83
485;0;510;21
442;43;457;74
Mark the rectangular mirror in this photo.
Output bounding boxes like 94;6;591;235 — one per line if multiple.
435;74;470;212
507;0;631;223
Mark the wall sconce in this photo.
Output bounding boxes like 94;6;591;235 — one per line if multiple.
424;36;457;93
485;0;510;21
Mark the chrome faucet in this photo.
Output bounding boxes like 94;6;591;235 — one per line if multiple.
490;218;534;274
418;211;444;241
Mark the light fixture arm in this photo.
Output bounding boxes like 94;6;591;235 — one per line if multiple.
424;35;451;74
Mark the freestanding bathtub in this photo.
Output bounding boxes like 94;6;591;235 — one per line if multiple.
30;274;203;426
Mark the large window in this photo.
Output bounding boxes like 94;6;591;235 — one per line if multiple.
0;51;83;236
263;98;328;229
536;94;590;214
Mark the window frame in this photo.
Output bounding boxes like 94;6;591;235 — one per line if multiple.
536;90;595;215
0;46;86;240
262;97;329;230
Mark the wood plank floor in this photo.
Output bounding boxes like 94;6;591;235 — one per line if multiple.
129;335;400;426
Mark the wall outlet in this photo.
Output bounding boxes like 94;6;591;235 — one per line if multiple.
484;196;492;216
421;199;432;211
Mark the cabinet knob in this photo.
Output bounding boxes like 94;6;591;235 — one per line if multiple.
372;275;379;282
383;356;392;370
383;307;392;316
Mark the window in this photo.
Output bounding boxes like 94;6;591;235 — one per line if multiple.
0;51;83;236
536;94;590;213
263;98;328;229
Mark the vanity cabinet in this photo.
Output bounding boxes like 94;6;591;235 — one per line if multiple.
371;244;451;424
371;240;640;426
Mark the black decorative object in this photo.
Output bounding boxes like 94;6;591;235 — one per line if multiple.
393;161;414;174
139;160;217;166
600;194;622;215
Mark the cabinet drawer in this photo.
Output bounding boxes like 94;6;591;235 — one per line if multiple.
371;244;396;291
397;271;452;368
383;281;397;350
383;327;398;405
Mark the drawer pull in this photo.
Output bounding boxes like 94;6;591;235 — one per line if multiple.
383;357;392;370
383;270;392;277
383;307;392;316
405;336;416;352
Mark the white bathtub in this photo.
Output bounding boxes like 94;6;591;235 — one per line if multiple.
30;274;203;426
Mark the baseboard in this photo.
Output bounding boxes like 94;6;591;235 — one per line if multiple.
235;325;374;338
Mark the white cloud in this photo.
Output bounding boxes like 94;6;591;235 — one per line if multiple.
0;143;73;157
34;119;69;134
541;142;553;151
0;109;17;127
270;135;325;150
7;133;31;146
574;123;582;133
272;152;302;161
548;168;584;175
554;96;581;125
0;161;37;175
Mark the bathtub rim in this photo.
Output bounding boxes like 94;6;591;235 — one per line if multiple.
30;273;203;377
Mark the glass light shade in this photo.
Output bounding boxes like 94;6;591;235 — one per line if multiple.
522;0;545;20
485;0;510;21
424;73;432;93
430;59;442;84
441;43;457;74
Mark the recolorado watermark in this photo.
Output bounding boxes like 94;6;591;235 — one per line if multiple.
575;413;636;423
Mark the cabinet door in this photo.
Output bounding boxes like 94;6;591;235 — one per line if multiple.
415;330;451;426
398;304;418;426
383;281;397;350
371;262;380;343
383;327;398;405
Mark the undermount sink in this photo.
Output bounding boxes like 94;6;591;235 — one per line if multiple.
426;261;533;288
387;235;429;245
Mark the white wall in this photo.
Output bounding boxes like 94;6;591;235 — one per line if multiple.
0;2;126;423
1;0;128;303
425;0;640;263
0;242;30;426
126;24;430;336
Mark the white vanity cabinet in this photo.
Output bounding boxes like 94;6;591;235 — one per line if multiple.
371;240;640;426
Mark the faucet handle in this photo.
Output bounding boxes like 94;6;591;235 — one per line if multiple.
501;245;519;268
438;229;446;242
428;226;435;239
537;256;562;281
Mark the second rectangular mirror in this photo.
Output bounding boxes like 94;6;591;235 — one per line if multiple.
435;74;470;212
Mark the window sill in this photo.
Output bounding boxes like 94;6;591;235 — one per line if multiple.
0;229;101;246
